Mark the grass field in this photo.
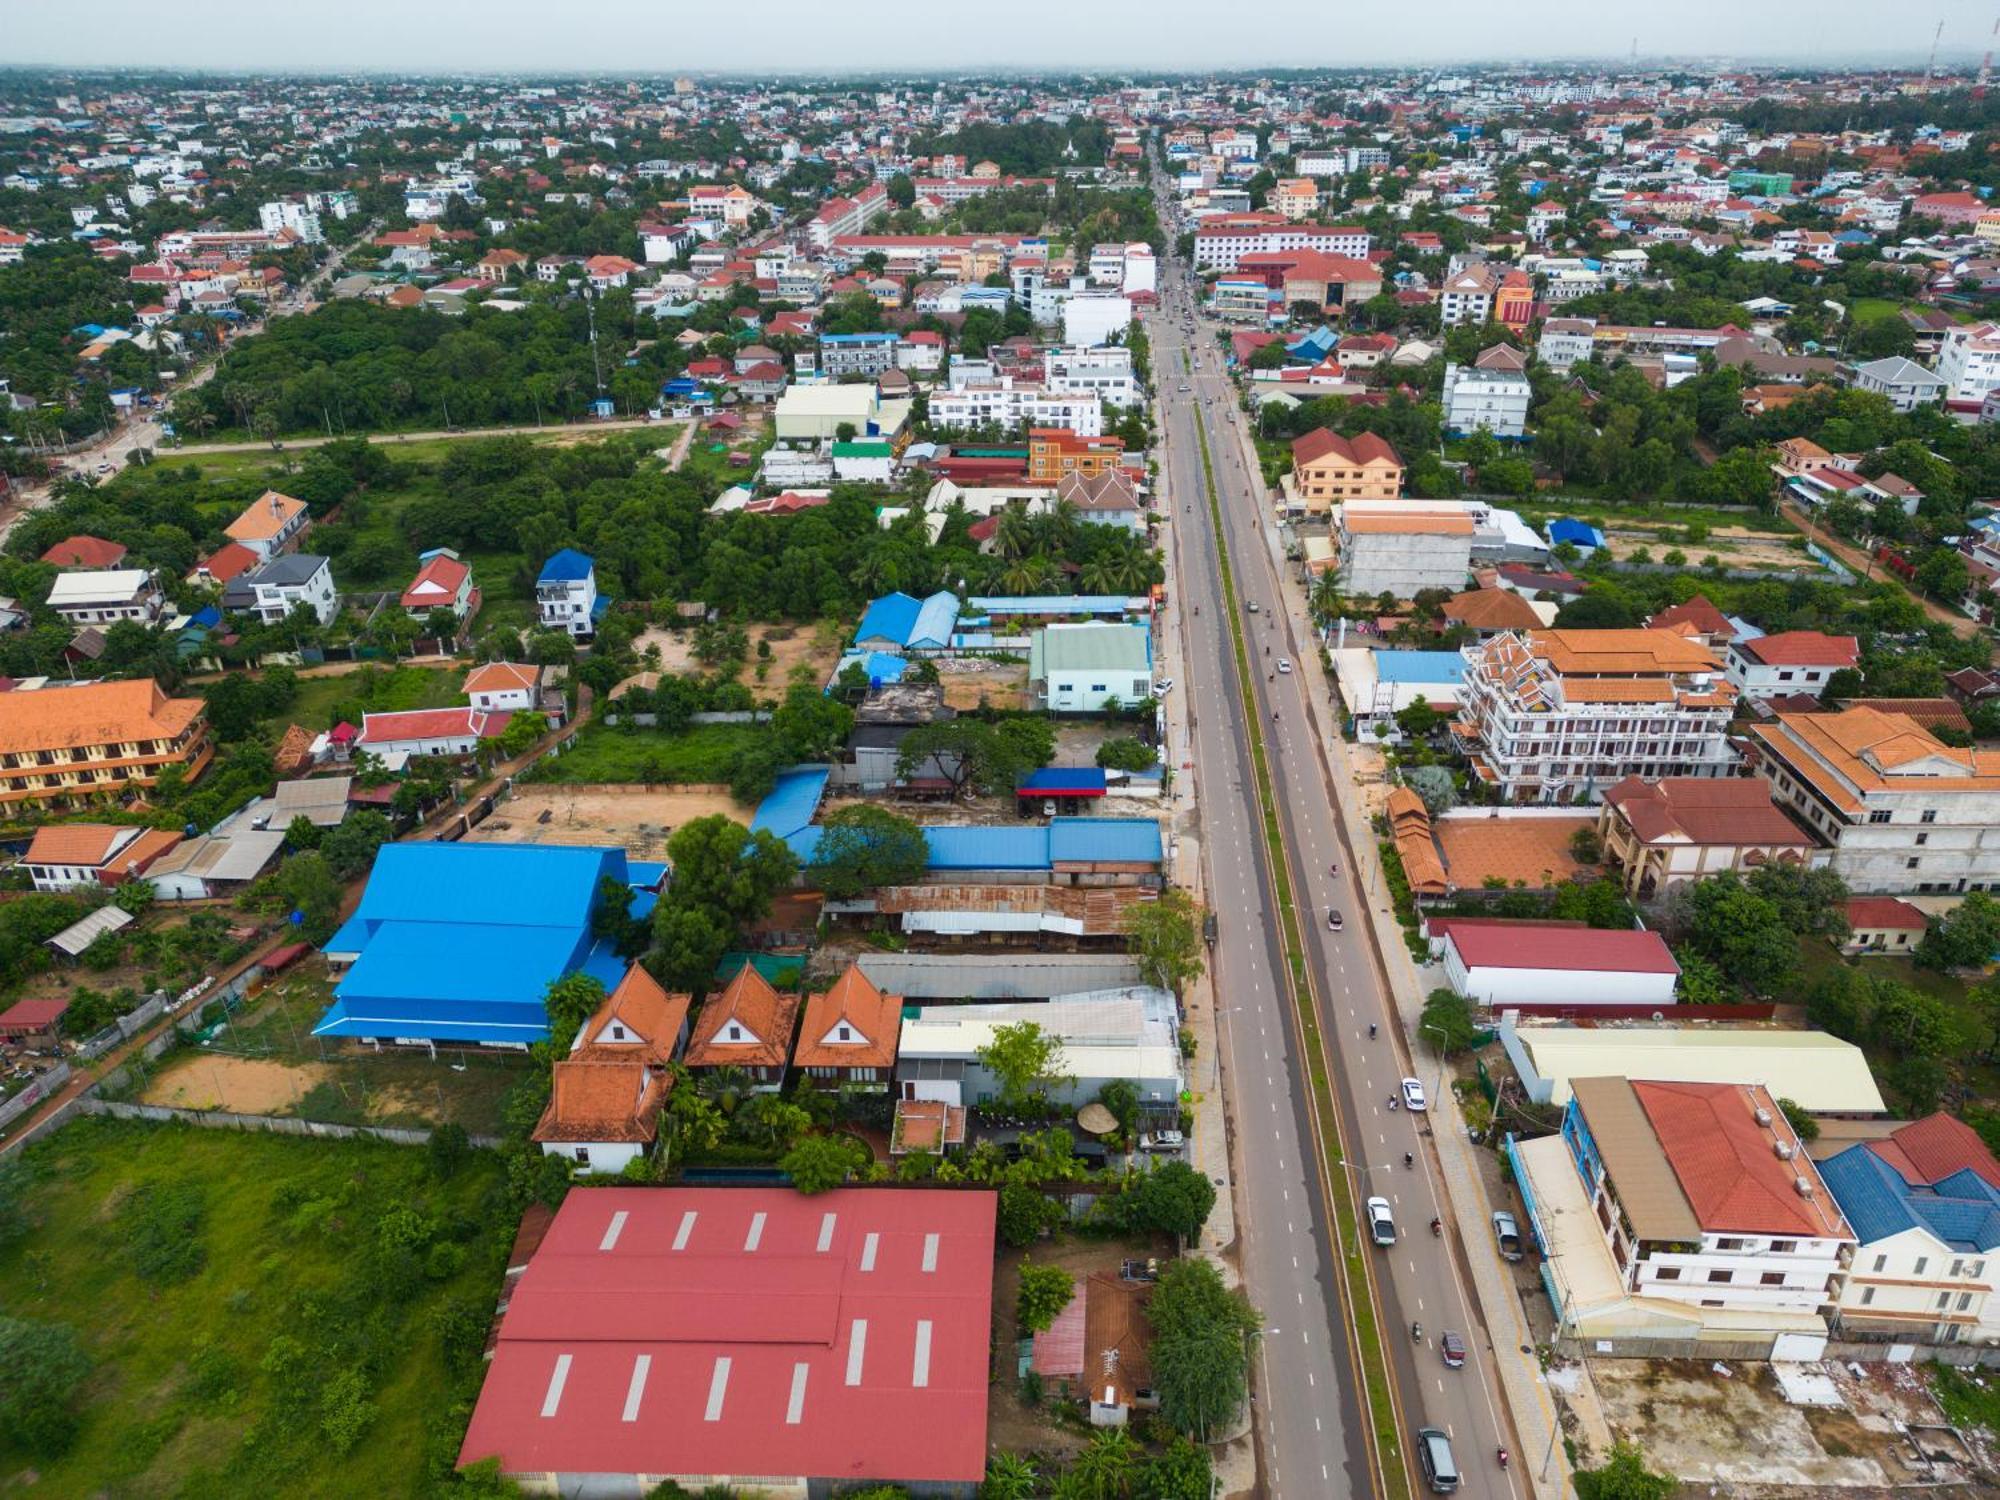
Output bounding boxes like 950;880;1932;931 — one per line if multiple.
257;662;468;733
526;720;762;786
1849;297;1909;325
0;1116;511;1500
126;963;535;1136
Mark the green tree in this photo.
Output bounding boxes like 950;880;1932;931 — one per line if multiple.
651;816;800;987
806;804;930;899
264;850;344;944
0;1317;92;1456
1775;1097;1820;1143
1746;863;1852;940
544;972;609;1056
1121;1160;1218;1241
1871;984;1956;1060
1420;988;1479;1054
1016;1260;1077;1334
1063;1428;1139;1500
771;682;855;761
977;1020;1069;1112
779;1133;870;1194
1147;1258;1260;1440
1670;873;1798;995
1134;1440;1213;1500
1917;891;2000;971
1125;887;1206;994
426;1122;473;1179
1095;736;1158;773
1573;1442;1676;1500
1395;695;1444;740
285;814;323;851
1675;949;1733;1006
996;1180;1062;1247
982;1452;1041;1500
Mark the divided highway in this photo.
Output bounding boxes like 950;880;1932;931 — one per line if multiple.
1152;212;1527;1497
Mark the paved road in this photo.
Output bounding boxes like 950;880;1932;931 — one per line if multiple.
1150;196;1526;1496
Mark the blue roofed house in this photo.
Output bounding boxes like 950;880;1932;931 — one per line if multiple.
315;842;642;1049
852;590;960;653
537;548;609;638
1546;518;1605;555
1817;1113;2000;1347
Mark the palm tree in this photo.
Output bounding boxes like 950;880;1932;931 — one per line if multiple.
992;503;1034;562
1079;557;1118;595
1311;571;1348;623
998;557;1047;596
696;1065;753;1116
981;1452;1038;1500
1061;1428;1138;1500
1036;496;1080;554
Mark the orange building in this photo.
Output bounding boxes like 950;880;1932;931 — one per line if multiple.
1028;428;1126;485
1494;268;1534;335
0;679;211;812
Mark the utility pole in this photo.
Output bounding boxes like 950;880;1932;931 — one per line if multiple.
1927;18;1946;81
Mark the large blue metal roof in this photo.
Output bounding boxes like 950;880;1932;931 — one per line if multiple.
1019;767;1108;794
854;591;921;646
751;766;831;841
538;548;595;583
1819;1145;2000;1252
1049;816;1162;864
1375;650;1467;686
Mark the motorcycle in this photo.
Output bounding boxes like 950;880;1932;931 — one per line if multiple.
1498;1449;1510;1470
1411;1322;1423;1343
1368;1023;1378;1039
1431;1217;1442;1237
1404;1151;1414;1168
1388;1095;1400;1111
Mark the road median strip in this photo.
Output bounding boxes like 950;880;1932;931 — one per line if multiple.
1191;415;1412;1500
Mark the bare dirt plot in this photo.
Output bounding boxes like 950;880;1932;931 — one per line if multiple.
940;657;1032;710
143;1053;330;1114
476;784;749;857
1589;1359;1897;1489
635;621;846;690
1601;525;1819;574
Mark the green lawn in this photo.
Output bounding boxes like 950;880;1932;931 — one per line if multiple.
526;720;761;786
0;1117;511;1499
283;663;467;733
1849;297;1909;325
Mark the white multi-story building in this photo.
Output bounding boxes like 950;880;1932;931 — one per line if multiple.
247;554;339;627
1560;1078;1854;1337
1442;347;1532;438
1849;356;1946;413
928;383;1102;437
1935;322;2000;404
1723;630;1858;703
46;569;164;626
1454;629;1739;803
1061;291;1132;348
1538;316;1597;371
536;548;604;638
1818;1114;2000;1348
1191;217;1371;271
1044;346;1138;408
806;182;888;250
1333;501;1475;598
257;199;323;244
1747;705;2000;896
1439;264;1498;325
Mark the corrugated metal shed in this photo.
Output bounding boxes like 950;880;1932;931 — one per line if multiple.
855;953;1143;999
47;904;133;957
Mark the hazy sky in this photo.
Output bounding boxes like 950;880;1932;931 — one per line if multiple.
5;1;1949;74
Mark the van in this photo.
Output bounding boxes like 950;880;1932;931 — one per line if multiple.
1417;1427;1459;1493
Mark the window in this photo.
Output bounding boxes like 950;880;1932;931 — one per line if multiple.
1916;832;1929;847
1915;1257;1929;1275
1972;1261;1986;1279
1951;1259;1964;1278
1922;809;1938;824
1707;1269;1733;1284
1908;857;1922;870
1869;810;1892;824
836;1025;852;1042
1715;1237;1746;1251
1939;1292;1953;1310
1873;1254;1888;1273
611;1024;626;1041
1961;1292;1974;1311
1861;1287;1876;1306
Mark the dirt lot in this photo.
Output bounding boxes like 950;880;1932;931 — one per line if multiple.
940;656;1031;710
637;620;845;692
473;784;748;856
1601;523;1820;574
1587;1358;1990;1492
143;1054;329;1113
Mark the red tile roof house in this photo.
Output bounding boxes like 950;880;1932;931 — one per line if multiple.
357;707;512;762
464;662;542;713
1725;630;1859;705
455;1186;995;1496
683;962;801;1091
40;535;127;569
190;541;262;588
1840;896;1930;955
1428;917;1679;1010
793;963;903;1090
401;550;478;622
1598;776;1819;898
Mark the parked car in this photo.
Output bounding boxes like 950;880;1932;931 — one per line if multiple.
1400;1077;1428;1112
1366;1195;1396;1246
1140;1129;1185;1153
1439;1330;1466;1368
1492;1211;1523;1262
1153;678;1174;695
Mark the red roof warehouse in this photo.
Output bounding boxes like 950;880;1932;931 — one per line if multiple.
458;1186;996;1495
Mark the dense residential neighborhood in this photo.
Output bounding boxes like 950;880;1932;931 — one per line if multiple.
3;34;2000;1500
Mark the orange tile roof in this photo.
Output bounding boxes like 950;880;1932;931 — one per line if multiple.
533;1059;667;1144
1432;814;1596;890
575;964;690;1062
1443;587;1541;630
1532;629;1720;676
1634;1081;1852;1239
0;679;204;755
1343;512;1474;535
1751;706;2000;814
794;963;903;1071
465;662;539;697
685;963;801;1070
224;490;307;544
1563;680;1676;703
24;823;126;866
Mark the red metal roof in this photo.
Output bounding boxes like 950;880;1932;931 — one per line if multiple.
458;1187;995;1488
1437;919;1679;975
1869;1112;2000;1190
0;996;69;1034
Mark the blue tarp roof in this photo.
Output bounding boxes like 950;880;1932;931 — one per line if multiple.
853;590;960;649
1019;767;1108;794
787;815;1163;871
538;548;594;583
1820;1144;2000;1252
750;765;830;841
1547;519;1605;548
1375;650;1468;686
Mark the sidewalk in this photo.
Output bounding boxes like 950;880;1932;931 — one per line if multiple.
1223;417;1574;1498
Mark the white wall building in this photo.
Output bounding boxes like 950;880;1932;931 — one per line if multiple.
1061;291;1133;348
929;383;1102;437
257;199;323;243
1935;322;2000;404
46;569;163;625
1723;631;1858;704
1538;317;1597;372
1432;919;1679;1009
1044;346;1139;407
1442;355;1532;438
1849;356;1945;413
248;555;339;626
1191;220;1371;271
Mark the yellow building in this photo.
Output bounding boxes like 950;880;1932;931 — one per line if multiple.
1272;179;1320;221
0;679;211;813
1289;428;1406;505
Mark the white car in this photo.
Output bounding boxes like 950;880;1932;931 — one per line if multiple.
1276;658;1291;674
1152;679;1174;695
1366;1195;1397;1246
1400;1077;1428;1113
